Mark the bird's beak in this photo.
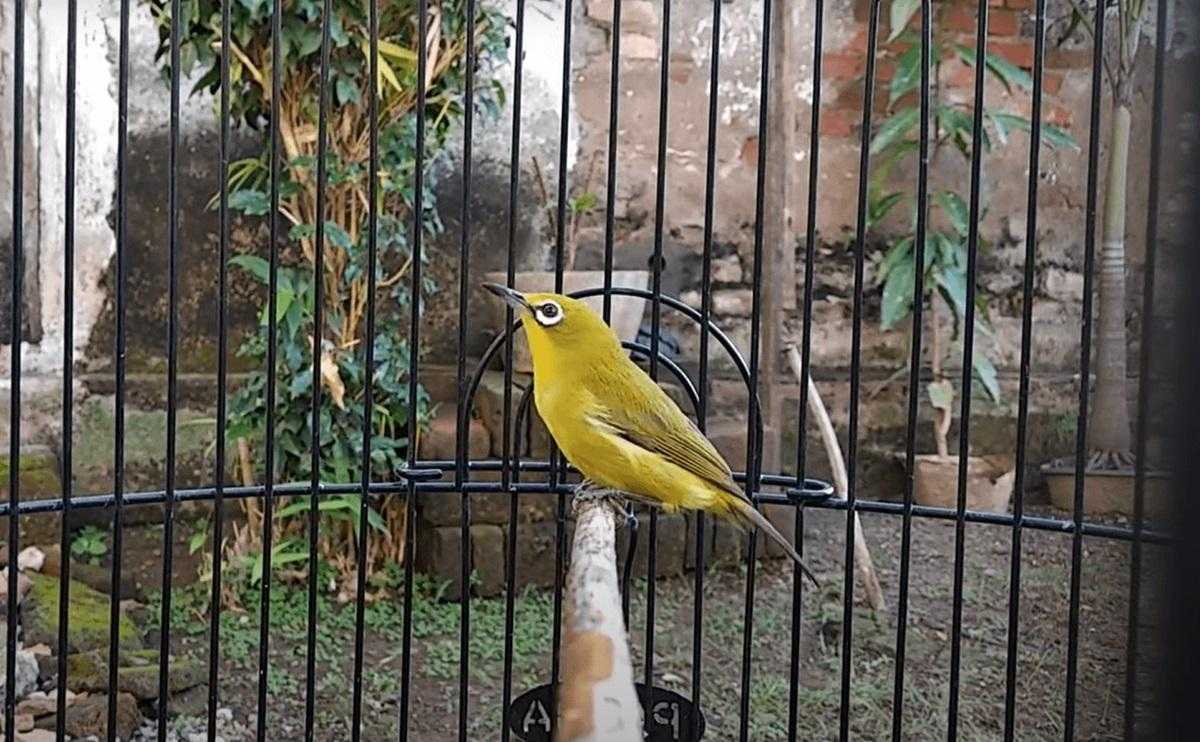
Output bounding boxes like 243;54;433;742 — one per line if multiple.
482;282;530;312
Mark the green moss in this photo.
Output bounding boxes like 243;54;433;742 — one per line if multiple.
71;397;216;475
24;572;142;653
0;452;60;497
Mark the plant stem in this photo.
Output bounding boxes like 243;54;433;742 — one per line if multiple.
1088;89;1133;455
930;299;951;457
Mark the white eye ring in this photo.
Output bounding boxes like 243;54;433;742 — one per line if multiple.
534;301;564;327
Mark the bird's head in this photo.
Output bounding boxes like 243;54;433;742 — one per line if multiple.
482;283;621;367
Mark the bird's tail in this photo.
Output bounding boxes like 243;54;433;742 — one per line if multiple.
725;496;821;588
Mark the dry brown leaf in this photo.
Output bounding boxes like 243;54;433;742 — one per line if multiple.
321;351;346;410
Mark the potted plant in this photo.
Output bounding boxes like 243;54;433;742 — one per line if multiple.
871;1;1077;511
1039;0;1172;517
484;153;648;373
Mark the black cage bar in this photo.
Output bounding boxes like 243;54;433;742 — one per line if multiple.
1;0;1183;741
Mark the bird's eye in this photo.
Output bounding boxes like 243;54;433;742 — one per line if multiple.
534;301;564;327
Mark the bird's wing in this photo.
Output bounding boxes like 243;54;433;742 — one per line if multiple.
590;379;747;500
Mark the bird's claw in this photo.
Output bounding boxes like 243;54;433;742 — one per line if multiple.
622;500;639;534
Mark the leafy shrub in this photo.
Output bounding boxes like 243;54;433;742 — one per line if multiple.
144;0;510;582
870;0;1077;454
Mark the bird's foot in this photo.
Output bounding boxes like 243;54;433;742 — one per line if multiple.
573;479;611;502
621;499;639;534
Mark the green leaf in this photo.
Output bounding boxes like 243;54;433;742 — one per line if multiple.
1041;124;1080;151
336;76;361;106
972;351;1002;403
289;223;316;241
881;251;916;329
927;380;955;411
870;106;920;155
889;0;921;43
869;192;906;229
936;192;970;237
188;530;207;555
877;236;914;285
955;45;1033;93
936;264;969;318
230;254;270;283
323;220;353;250
890;44;921;105
986;112;1079;151
228;189;270;216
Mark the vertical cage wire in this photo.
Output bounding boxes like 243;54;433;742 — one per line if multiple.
3;0;25;733
254;1;285;736
54;1;79;739
1124;0;1169;736
1065;0;1108;736
1003;0;1049;737
890;2;932;738
947;1;991;735
839;1;882;738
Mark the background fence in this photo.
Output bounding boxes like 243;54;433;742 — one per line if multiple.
2;0;1188;740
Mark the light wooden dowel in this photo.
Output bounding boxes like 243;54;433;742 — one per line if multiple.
557;490;641;742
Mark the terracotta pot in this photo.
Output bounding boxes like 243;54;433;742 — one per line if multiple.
1042;463;1173;519
913;455;1015;513
481;270;650;374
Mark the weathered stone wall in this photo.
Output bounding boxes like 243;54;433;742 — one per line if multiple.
1;1;1194;519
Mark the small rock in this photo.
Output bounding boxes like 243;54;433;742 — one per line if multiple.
711;288;753;317
712;255;743;284
168;683;208;719
0;567;34;606
34;652;57;681
64;692;142;741
16;729;55;742
15;690;58;717
0;645;39;700
17;547;45;573
20;573;143;654
620;33;658;60
216;707;232;723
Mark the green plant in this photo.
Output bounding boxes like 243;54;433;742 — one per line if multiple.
872;0;1077;456
1054;0;1149;467
531;151;602;271
142;0;510;584
71;526;109;565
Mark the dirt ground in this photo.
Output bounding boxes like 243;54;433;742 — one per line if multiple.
126;496;1165;742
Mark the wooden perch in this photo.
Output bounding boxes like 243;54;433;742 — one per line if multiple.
785;346;887;613
557;488;642;742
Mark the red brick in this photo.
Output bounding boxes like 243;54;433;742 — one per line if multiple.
943;6;977;34
990;40;1035;68
1042;70;1065;95
819;108;857;138
823;51;865;81
1046;47;1093;69
987;9;1022;37
844;28;870;53
945;60;977;89
1046;105;1073;128
740;136;758;168
876;59;897;83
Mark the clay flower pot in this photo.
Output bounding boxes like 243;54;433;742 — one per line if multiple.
913;454;1015;513
1041;460;1172;519
482;270;650;374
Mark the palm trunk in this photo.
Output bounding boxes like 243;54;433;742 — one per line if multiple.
1087;84;1133;457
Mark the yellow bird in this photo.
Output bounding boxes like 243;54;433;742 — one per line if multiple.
483;283;819;586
